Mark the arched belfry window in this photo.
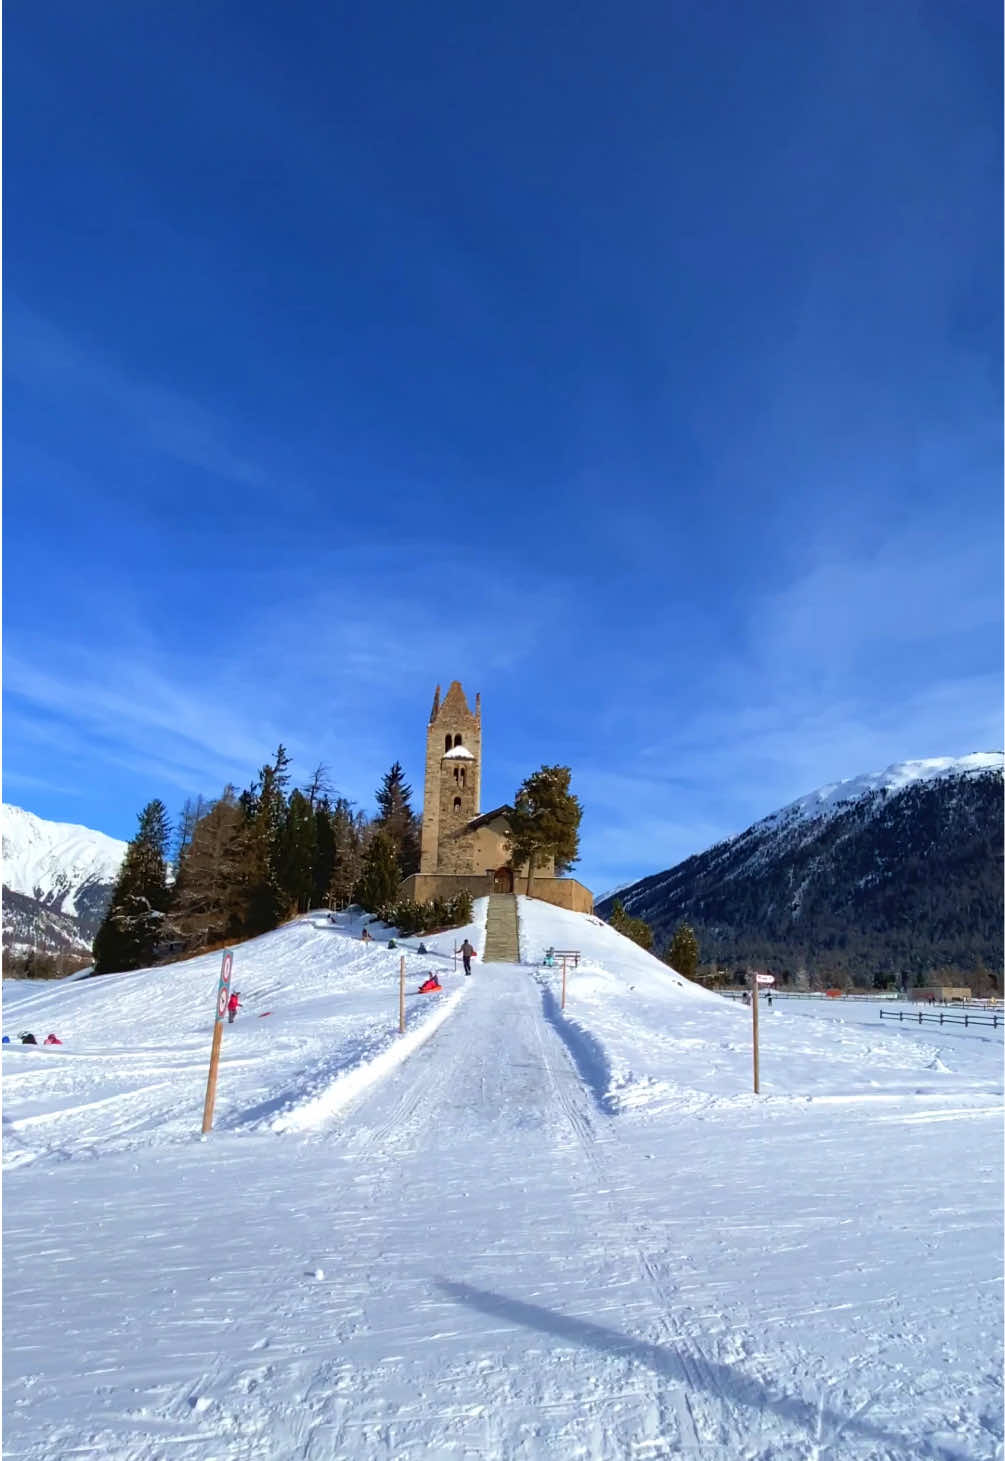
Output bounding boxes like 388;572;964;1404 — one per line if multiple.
453;796;462;811
460;767;466;786
454;733;463;747
445;734;453;752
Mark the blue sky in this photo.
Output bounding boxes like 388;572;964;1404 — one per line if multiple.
4;0;1002;895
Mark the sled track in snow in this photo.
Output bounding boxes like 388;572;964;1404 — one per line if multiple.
528;976;745;1457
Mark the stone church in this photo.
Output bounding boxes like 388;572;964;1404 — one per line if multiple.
398;681;593;914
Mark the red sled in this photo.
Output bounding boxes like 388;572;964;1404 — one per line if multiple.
417;977;442;994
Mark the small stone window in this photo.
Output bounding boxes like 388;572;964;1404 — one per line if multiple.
460;767;466;786
453;796;462;811
445;734;453;752
454;733;463;747
453;767;460;781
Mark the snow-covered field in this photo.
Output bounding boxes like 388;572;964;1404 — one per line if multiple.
3;898;1002;1460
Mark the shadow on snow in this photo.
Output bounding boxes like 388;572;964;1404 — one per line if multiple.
435;1279;973;1461
536;976;614;1114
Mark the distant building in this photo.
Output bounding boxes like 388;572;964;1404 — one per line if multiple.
398;680;593;914
905;986;972;1003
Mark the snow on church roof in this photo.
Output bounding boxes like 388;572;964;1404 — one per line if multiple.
443;746;475;759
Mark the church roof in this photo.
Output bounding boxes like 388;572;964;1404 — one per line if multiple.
465;804;511;831
443;745;474;760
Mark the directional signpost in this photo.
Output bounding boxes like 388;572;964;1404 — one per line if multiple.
201;950;233;1136
751;972;774;1094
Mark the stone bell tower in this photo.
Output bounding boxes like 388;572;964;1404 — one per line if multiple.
419;681;482;874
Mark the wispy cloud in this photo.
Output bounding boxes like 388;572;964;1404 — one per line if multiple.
7;306;266;488
2;559;576;822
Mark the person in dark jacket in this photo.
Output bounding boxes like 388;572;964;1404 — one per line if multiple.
460;939;475;976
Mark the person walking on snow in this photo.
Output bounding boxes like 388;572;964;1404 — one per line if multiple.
460;939;475;976
227;991;242;1024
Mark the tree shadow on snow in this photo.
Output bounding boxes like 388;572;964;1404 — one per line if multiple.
434;1279;972;1461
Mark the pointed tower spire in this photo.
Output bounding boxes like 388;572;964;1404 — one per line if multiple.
429;684;441;724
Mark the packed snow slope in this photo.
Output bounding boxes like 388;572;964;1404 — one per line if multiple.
3;898;1002;1460
2;803;127;951
597;752;1004;981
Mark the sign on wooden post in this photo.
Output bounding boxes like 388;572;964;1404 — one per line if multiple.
201;949;233;1135
399;955;406;1034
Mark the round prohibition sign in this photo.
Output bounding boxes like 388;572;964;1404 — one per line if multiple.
217;984;229;1020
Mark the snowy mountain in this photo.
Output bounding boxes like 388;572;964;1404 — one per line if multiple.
2;805;127;954
597;753;1004;981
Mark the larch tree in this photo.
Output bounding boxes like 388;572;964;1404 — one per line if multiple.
172;789;245;947
328;799;366;908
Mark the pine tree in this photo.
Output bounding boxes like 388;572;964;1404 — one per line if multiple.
236;748;291;935
276;789;317;915
93;800;173;973
355;828;400;914
312;798;337;907
608;898;654;952
665;922;700;978
507;765;582;893
374;762;420;880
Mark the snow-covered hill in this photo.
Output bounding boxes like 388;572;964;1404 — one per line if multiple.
2;804;127;952
598;752;1004;980
2;898;1001;1459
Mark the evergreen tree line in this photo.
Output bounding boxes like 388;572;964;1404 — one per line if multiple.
607;900;700;979
92;754;422;974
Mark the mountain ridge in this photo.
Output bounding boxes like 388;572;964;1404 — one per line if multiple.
597;752;1004;984
2;804;127;955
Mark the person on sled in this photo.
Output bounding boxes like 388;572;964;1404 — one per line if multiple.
418;974;441;994
227;991;243;1024
460;938;476;976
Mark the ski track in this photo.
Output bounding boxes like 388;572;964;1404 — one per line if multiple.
4;939;1002;1460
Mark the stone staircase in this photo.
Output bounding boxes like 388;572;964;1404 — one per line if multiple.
482;894;521;964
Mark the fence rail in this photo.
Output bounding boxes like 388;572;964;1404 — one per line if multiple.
717;990;1000;1008
879;1008;1001;1030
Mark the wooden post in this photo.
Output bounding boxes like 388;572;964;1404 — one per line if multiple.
202;949;233;1136
751;978;760;1094
399;955;406;1034
561;956;568;1010
201;1021;224;1134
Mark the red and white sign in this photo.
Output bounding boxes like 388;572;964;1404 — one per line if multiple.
755;973;775;985
215;950;234;1021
